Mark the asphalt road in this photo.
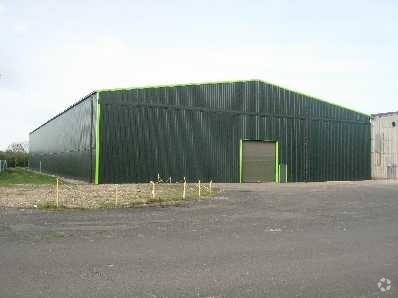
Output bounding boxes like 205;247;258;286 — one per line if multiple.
0;181;398;297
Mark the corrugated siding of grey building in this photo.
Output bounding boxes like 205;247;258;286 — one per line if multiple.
97;80;370;183
371;112;398;179
29;93;97;182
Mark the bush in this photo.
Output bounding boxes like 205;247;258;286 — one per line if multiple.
0;151;29;168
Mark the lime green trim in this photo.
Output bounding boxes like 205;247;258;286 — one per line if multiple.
239;139;243;183
278;164;281;183
275;141;279;183
95;79;368;117
96;79;258;93
95;92;101;184
278;164;288;183
261;80;368;117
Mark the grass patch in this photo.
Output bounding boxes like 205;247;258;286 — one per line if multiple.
37;200;61;209
96;200;117;208
0;170;220;210
0;167;56;185
94;185;220;209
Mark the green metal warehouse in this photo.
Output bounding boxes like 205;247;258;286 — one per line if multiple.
29;80;371;184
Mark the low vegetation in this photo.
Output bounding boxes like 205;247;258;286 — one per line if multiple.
0;142;29;168
0;168;219;209
0;167;56;185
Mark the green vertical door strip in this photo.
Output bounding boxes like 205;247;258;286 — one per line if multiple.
95;92;101;184
239;139;243;183
278;164;281;183
275;141;279;183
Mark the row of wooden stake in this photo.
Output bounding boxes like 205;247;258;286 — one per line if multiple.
150;177;213;200
54;177;213;208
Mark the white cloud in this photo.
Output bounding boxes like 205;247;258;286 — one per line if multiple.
0;3;5;15
0;87;31;150
0;37;386;149
14;22;28;34
35;38;365;91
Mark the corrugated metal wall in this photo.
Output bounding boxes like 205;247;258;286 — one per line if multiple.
371;113;398;179
29;93;97;182
98;80;370;183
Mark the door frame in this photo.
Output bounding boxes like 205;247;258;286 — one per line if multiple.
239;139;279;183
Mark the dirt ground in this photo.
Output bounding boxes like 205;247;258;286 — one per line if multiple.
0;180;215;208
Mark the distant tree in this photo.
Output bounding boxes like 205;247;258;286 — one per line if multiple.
7;142;27;153
4;141;29;167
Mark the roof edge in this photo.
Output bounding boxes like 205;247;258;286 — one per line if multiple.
30;79;369;136
371;111;398;118
96;79;261;93
29;91;97;135
96;79;369;117
261;80;369;118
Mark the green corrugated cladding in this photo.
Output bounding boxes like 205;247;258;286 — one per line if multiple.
29;80;370;183
29;93;97;182
95;80;370;183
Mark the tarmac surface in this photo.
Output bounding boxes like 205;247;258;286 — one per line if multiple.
1;181;398;297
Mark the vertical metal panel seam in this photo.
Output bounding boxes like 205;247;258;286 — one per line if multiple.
286;164;288;182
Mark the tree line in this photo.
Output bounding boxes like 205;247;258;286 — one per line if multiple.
0;142;29;167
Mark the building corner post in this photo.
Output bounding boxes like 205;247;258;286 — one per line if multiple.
95;92;101;184
275;141;279;183
239;139;243;183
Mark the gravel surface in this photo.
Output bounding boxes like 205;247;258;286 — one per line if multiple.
0;180;398;297
0;181;214;208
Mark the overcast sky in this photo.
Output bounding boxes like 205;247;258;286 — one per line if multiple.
0;0;397;150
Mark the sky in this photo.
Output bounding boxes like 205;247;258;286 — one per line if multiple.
0;0;397;150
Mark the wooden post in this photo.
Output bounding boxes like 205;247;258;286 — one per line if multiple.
39;161;42;173
115;185;118;207
183;177;186;199
210;180;212;194
56;177;59;208
169;177;172;184
151;181;155;199
198;180;201;198
157;173;160;183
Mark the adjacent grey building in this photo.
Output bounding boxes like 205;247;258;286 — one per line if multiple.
371;112;398;179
